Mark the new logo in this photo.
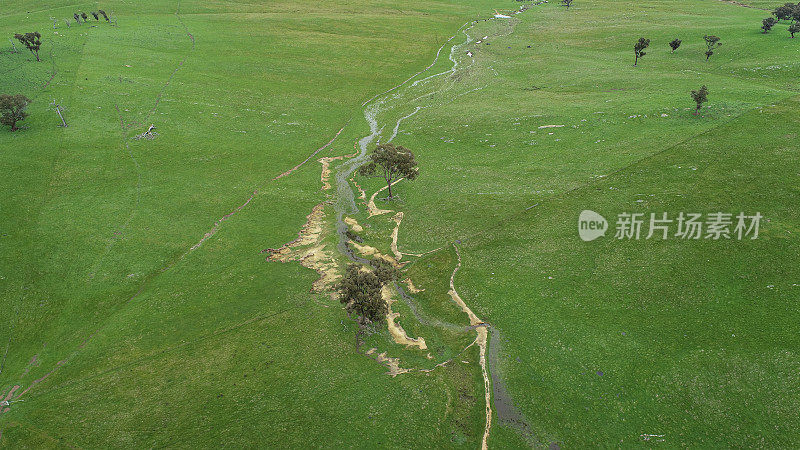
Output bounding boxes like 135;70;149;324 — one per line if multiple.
578;210;608;241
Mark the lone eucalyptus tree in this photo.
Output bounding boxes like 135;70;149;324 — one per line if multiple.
14;32;41;61
669;38;682;53
691;85;709;114
358;143;419;199
0;94;31;131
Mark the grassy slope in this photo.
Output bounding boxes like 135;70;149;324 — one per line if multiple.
372;0;800;446
0;0;502;446
2;0;798;446
459;95;800;447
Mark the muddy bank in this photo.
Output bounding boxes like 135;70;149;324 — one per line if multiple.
487;326;546;447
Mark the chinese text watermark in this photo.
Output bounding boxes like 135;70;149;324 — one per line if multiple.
579;210;761;241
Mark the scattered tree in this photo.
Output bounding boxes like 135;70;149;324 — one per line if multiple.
98;10;109;22
338;264;387;326
80;12;88;22
14;32;42;62
562;0;573;8
773;2;796;21
64;18;71;28
0;94;32;131
690;85;709;114
633;37;650;66
762;17;778;33
9;38;17;53
669;38;682;53
91;11;99;20
74;13;81;24
790;22;800;37
703;35;722;60
780;2;800;22
358;143;419;199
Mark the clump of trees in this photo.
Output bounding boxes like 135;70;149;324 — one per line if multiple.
371;258;399;286
337;257;400;327
773;2;800;22
703;35;722;60
691;85;709;114
338;258;399;326
14;32;42;61
633;37;650;66
0;94;31;132
339;264;386;326
758;11;800;35
762;17;778;33
69;10;110;26
358;143;419;199
669;38;682;53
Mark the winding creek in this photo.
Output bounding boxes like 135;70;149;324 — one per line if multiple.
328;6;540;447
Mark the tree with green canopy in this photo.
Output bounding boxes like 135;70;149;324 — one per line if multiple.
703;35;722;60
14;32;41;61
358;143;419;199
762;17;778;33
634;37;650;66
338;264;388;326
691;85;709;114
0;94;32;131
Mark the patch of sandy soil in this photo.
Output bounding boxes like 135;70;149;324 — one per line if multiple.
449;244;492;450
349;241;402;268
367;178;404;217
264;203;339;292
390;212;404;261
344;216;363;233
264;146;361;291
383;285;427;350
364;347;412;377
403;278;424;293
320;141;360;191
351;176;367;201
375;351;412;377
319;155;348;191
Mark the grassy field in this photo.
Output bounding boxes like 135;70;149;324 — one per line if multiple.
1;0;798;447
0;0;500;446
347;0;800;447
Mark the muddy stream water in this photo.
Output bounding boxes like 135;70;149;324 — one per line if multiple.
329;7;540;447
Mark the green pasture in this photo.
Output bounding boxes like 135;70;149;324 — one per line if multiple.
1;0;798;447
